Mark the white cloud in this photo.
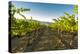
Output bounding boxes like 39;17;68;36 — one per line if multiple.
14;13;54;22
32;16;53;22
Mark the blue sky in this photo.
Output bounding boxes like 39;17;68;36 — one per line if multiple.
12;1;74;22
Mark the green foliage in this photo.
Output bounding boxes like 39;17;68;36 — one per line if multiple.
49;13;78;33
11;18;42;37
9;4;42;38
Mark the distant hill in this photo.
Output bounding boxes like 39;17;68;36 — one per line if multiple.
33;19;52;25
39;21;52;25
26;19;52;25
